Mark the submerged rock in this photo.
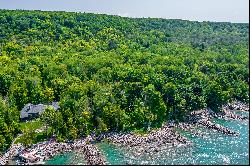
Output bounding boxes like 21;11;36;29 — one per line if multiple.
198;120;239;136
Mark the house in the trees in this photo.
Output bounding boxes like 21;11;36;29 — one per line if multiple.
20;102;59;120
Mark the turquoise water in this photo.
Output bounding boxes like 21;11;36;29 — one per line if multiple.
45;152;86;165
45;112;249;165
45;153;75;165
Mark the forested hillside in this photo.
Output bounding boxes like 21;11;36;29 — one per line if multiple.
0;9;249;151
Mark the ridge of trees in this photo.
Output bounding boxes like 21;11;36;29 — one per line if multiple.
0;9;249;151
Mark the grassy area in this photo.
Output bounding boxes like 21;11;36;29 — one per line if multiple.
19;118;43;132
14;131;46;144
14;119;53;145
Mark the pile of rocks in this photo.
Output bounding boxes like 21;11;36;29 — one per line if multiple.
186;103;248;136
177;123;205;138
0;144;24;165
101;124;192;157
10;137;107;165
198;119;239;136
219;110;248;121
189;101;249;123
81;144;107;165
16;140;75;164
225;101;249;112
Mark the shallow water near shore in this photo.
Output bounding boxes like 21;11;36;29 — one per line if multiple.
45;112;249;165
45;153;74;165
45;152;86;165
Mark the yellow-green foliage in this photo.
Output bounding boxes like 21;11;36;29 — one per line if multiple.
0;9;248;150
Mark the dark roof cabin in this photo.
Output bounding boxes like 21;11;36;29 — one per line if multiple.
20;102;59;120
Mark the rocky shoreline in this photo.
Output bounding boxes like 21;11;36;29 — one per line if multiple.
0;144;24;165
177;101;249;138
224;101;249;112
97;123;192;157
0;101;248;165
80;144;107;165
102;101;249;158
0;136;107;165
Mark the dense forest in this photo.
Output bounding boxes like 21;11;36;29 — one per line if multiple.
0;9;249;151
